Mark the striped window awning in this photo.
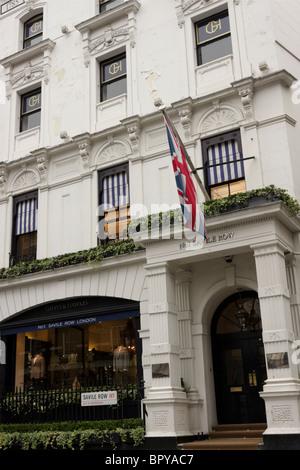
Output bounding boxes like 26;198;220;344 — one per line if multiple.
15;198;38;236
206;138;245;186
101;171;129;207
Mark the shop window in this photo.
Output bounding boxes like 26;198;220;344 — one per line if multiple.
99;0;124;12
202;130;246;199
23;14;43;49
98;163;130;243
195;11;232;65
20;88;41;132
100;53;126;102
14;317;138;390
10;191;38;266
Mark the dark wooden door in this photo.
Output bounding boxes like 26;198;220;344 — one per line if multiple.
213;330;267;424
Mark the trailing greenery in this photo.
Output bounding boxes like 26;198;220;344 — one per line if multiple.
203;185;300;217
0;419;145;450
0;186;298;281
130;185;300;229
0;238;142;280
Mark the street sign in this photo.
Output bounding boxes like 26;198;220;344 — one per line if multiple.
81;390;118;407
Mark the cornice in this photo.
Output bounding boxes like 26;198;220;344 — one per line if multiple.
75;0;141;34
0;38;55;68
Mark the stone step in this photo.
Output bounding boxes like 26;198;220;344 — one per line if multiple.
181;437;264;451
179;423;266;451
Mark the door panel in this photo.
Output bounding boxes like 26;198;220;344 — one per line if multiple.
214;332;266;424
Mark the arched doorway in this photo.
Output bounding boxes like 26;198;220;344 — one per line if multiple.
211;291;267;424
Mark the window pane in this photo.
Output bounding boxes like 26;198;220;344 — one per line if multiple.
15;317;137;390
100;0;123;12
101;77;127;101
225;349;244;386
16;231;37;261
199;35;232;65
24;34;43;49
20;110;41;132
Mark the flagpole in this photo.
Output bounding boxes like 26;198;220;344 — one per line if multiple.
155;99;210;202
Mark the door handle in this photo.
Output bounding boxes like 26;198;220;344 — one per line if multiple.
248;370;257;387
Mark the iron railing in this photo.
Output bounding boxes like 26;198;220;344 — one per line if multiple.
0;382;145;425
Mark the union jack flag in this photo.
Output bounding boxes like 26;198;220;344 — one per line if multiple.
164;113;207;240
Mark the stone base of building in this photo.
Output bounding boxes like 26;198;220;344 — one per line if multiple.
263;434;300;450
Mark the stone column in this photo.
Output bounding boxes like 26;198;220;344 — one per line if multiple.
143;261;192;439
176;270;202;434
252;241;300;445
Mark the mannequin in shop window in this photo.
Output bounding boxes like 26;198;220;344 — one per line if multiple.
30;352;46;388
113;344;129;385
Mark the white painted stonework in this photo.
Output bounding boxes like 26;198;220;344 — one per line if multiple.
0;0;300;444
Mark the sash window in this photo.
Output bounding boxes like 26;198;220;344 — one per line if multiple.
98;164;130;243
100;54;126;101
202;130;246;199
99;0;123;13
20;88;41;132
24;14;43;49
11;191;38;266
195;11;232;65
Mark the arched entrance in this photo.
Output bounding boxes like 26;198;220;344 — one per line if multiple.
211;291;267;424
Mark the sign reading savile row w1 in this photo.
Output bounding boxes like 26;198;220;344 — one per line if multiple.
81;390;118;407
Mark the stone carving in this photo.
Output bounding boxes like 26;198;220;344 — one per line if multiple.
201;108;239;132
12;170;39;191
96;142;128;165
89;27;129;55
153;410;169;426
271;405;293;422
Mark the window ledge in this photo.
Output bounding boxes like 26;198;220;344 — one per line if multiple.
196;54;234;95
75;0;141;34
15;126;40;157
0;38;55;68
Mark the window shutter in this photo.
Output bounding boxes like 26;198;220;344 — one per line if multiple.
15;198;37;236
101;171;129;207
206;138;244;186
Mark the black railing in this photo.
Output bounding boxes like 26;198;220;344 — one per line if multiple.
0;382;145;425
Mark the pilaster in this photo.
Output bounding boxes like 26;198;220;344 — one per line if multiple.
143;261;192;438
252;241;300;438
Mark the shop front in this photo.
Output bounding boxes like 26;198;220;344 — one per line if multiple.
0;296;142;393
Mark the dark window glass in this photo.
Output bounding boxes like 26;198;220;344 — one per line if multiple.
20;89;41;132
198;35;232;65
195;11;232;65
100;0;123;13
24;15;43;49
100;54;126;101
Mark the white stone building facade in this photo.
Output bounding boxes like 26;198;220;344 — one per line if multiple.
0;0;300;449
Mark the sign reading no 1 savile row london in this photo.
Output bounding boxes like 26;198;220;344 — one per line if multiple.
81;391;118;407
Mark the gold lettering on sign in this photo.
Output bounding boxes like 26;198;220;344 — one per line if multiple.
30;20;42;34
206;19;221;35
108;61;122;76
28;95;40;108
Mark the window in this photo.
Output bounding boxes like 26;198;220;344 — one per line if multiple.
20;88;41;132
100;54;126;101
10;191;38;266
23;14;43;49
13;317;138;390
202;130;246;199
98;163;130;242
99;0;124;12
195;11;232;65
